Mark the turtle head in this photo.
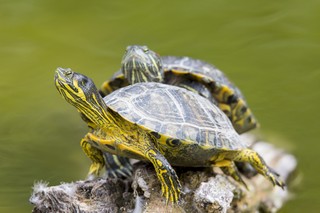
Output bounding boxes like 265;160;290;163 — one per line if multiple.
121;45;164;84
54;67;110;126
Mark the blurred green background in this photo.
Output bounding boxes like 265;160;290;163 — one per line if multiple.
1;0;319;212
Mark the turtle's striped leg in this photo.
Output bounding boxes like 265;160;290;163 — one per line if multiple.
145;148;181;203
103;153;133;178
216;160;248;189
225;149;285;189
87;132;182;203
80;137;105;179
116;142;182;203
209;83;258;134
83;133;132;178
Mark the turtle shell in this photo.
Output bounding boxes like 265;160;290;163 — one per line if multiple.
104;82;245;151
161;56;245;101
106;56;244;100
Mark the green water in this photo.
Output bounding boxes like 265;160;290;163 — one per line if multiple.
1;0;319;212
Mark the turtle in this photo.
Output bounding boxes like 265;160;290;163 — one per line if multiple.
54;67;284;203
100;45;258;134
99;45;259;178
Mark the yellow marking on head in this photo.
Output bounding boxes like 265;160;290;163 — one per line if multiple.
140;63;151;82
132;57;136;71
73;79;86;101
123;63;128;76
129;59;136;83
149;53;159;69
56;77;82;104
140;72;148;82
149;54;162;79
92;93;109;120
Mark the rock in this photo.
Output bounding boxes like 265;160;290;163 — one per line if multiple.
194;176;235;213
30;179;134;213
30;135;297;213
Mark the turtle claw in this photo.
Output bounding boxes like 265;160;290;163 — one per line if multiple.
267;166;280;177
267;171;286;189
233;149;287;190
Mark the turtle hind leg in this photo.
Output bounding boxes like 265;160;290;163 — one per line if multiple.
104;153;133;178
231;149;286;189
219;162;248;189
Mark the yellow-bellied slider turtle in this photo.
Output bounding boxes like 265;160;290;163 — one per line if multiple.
55;67;284;203
100;45;258;134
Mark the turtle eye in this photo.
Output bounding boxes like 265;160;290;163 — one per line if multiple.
65;69;73;76
143;46;149;53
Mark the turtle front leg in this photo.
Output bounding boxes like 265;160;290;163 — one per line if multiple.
86;132;182;203
116;143;182;203
80;137;105;179
145;148;182;203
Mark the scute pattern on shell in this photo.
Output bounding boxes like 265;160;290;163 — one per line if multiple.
104;82;246;150
161;56;244;99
